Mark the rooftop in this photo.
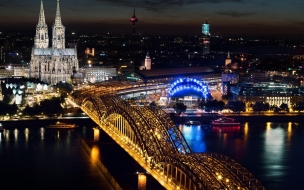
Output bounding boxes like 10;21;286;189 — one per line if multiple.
134;66;217;80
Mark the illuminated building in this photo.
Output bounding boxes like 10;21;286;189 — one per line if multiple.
130;3;138;40
14;66;30;78
85;48;95;57
83;66;116;83
222;73;239;95
201;18;210;55
144;52;151;70
131;66;220;84
30;0;79;84
235;82;304;108
202;18;210;36
168;78;211;107
225;52;232;66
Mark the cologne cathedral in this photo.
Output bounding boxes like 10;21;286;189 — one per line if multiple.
30;1;79;84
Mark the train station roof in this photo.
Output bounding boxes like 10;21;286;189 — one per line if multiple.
134;66;218;81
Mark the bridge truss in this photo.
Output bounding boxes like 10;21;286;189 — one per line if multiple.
72;91;265;190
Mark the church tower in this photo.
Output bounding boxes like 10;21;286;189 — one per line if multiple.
34;1;49;48
52;0;65;49
145;52;151;70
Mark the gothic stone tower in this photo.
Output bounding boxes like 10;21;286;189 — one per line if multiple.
30;0;79;84
34;1;49;48
52;0;65;49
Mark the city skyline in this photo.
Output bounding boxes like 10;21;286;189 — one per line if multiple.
1;0;304;37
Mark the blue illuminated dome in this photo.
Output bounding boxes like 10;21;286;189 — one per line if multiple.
168;78;210;98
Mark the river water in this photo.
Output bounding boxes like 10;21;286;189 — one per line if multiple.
180;121;304;190
0;120;303;190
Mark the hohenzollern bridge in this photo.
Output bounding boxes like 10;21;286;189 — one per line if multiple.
71;88;266;190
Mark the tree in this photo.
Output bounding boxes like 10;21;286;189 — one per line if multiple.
174;103;187;114
280;103;289;112
0;101;19;116
39;97;62;116
226;101;245;113
253;102;264;115
293;102;304;113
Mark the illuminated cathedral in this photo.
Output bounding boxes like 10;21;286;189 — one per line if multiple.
30;1;79;84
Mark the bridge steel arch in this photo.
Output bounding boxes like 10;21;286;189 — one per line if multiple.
73;93;266;190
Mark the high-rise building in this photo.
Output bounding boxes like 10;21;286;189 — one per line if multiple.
202;18;210;36
225;52;232;66
144;52;151;70
30;0;79;84
130;3;138;41
201;18;210;55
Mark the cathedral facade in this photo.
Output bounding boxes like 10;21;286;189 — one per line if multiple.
30;1;79;84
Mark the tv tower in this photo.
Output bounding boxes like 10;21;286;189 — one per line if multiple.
130;3;138;41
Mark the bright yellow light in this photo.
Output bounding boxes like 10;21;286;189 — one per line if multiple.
218;175;222;180
288;122;292;132
266;122;271;130
138;174;147;190
244;122;248;134
93;127;100;142
91;145;100;163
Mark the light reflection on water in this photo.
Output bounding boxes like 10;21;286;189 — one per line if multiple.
264;122;285;178
1;122;303;190
0;127;73;144
180;122;304;190
179;124;207;152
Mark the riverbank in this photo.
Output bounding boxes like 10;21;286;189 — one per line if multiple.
0;117;95;127
1;114;303;128
172;114;304;124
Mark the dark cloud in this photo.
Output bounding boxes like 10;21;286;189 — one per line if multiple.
297;22;304;26
217;11;256;17
92;0;243;12
69;8;86;12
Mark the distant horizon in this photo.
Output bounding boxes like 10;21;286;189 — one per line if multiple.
1;0;304;38
1;27;304;40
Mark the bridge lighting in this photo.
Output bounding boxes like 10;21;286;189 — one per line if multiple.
218;175;223;180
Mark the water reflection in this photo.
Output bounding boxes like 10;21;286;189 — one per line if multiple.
25;128;29;143
40;127;44;140
287;122;292;144
91;145;100;163
179;124;207;152
14;128;18;142
244;122;249;142
264;123;285;178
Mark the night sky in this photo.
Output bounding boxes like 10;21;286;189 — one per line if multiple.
1;0;304;37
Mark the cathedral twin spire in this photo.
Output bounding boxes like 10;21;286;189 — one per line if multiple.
35;0;65;49
54;0;62;27
38;1;46;27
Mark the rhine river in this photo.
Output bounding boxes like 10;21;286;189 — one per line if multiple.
0;120;303;190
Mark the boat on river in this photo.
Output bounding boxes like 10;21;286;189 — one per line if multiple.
185;120;201;126
46;122;78;129
210;117;240;126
